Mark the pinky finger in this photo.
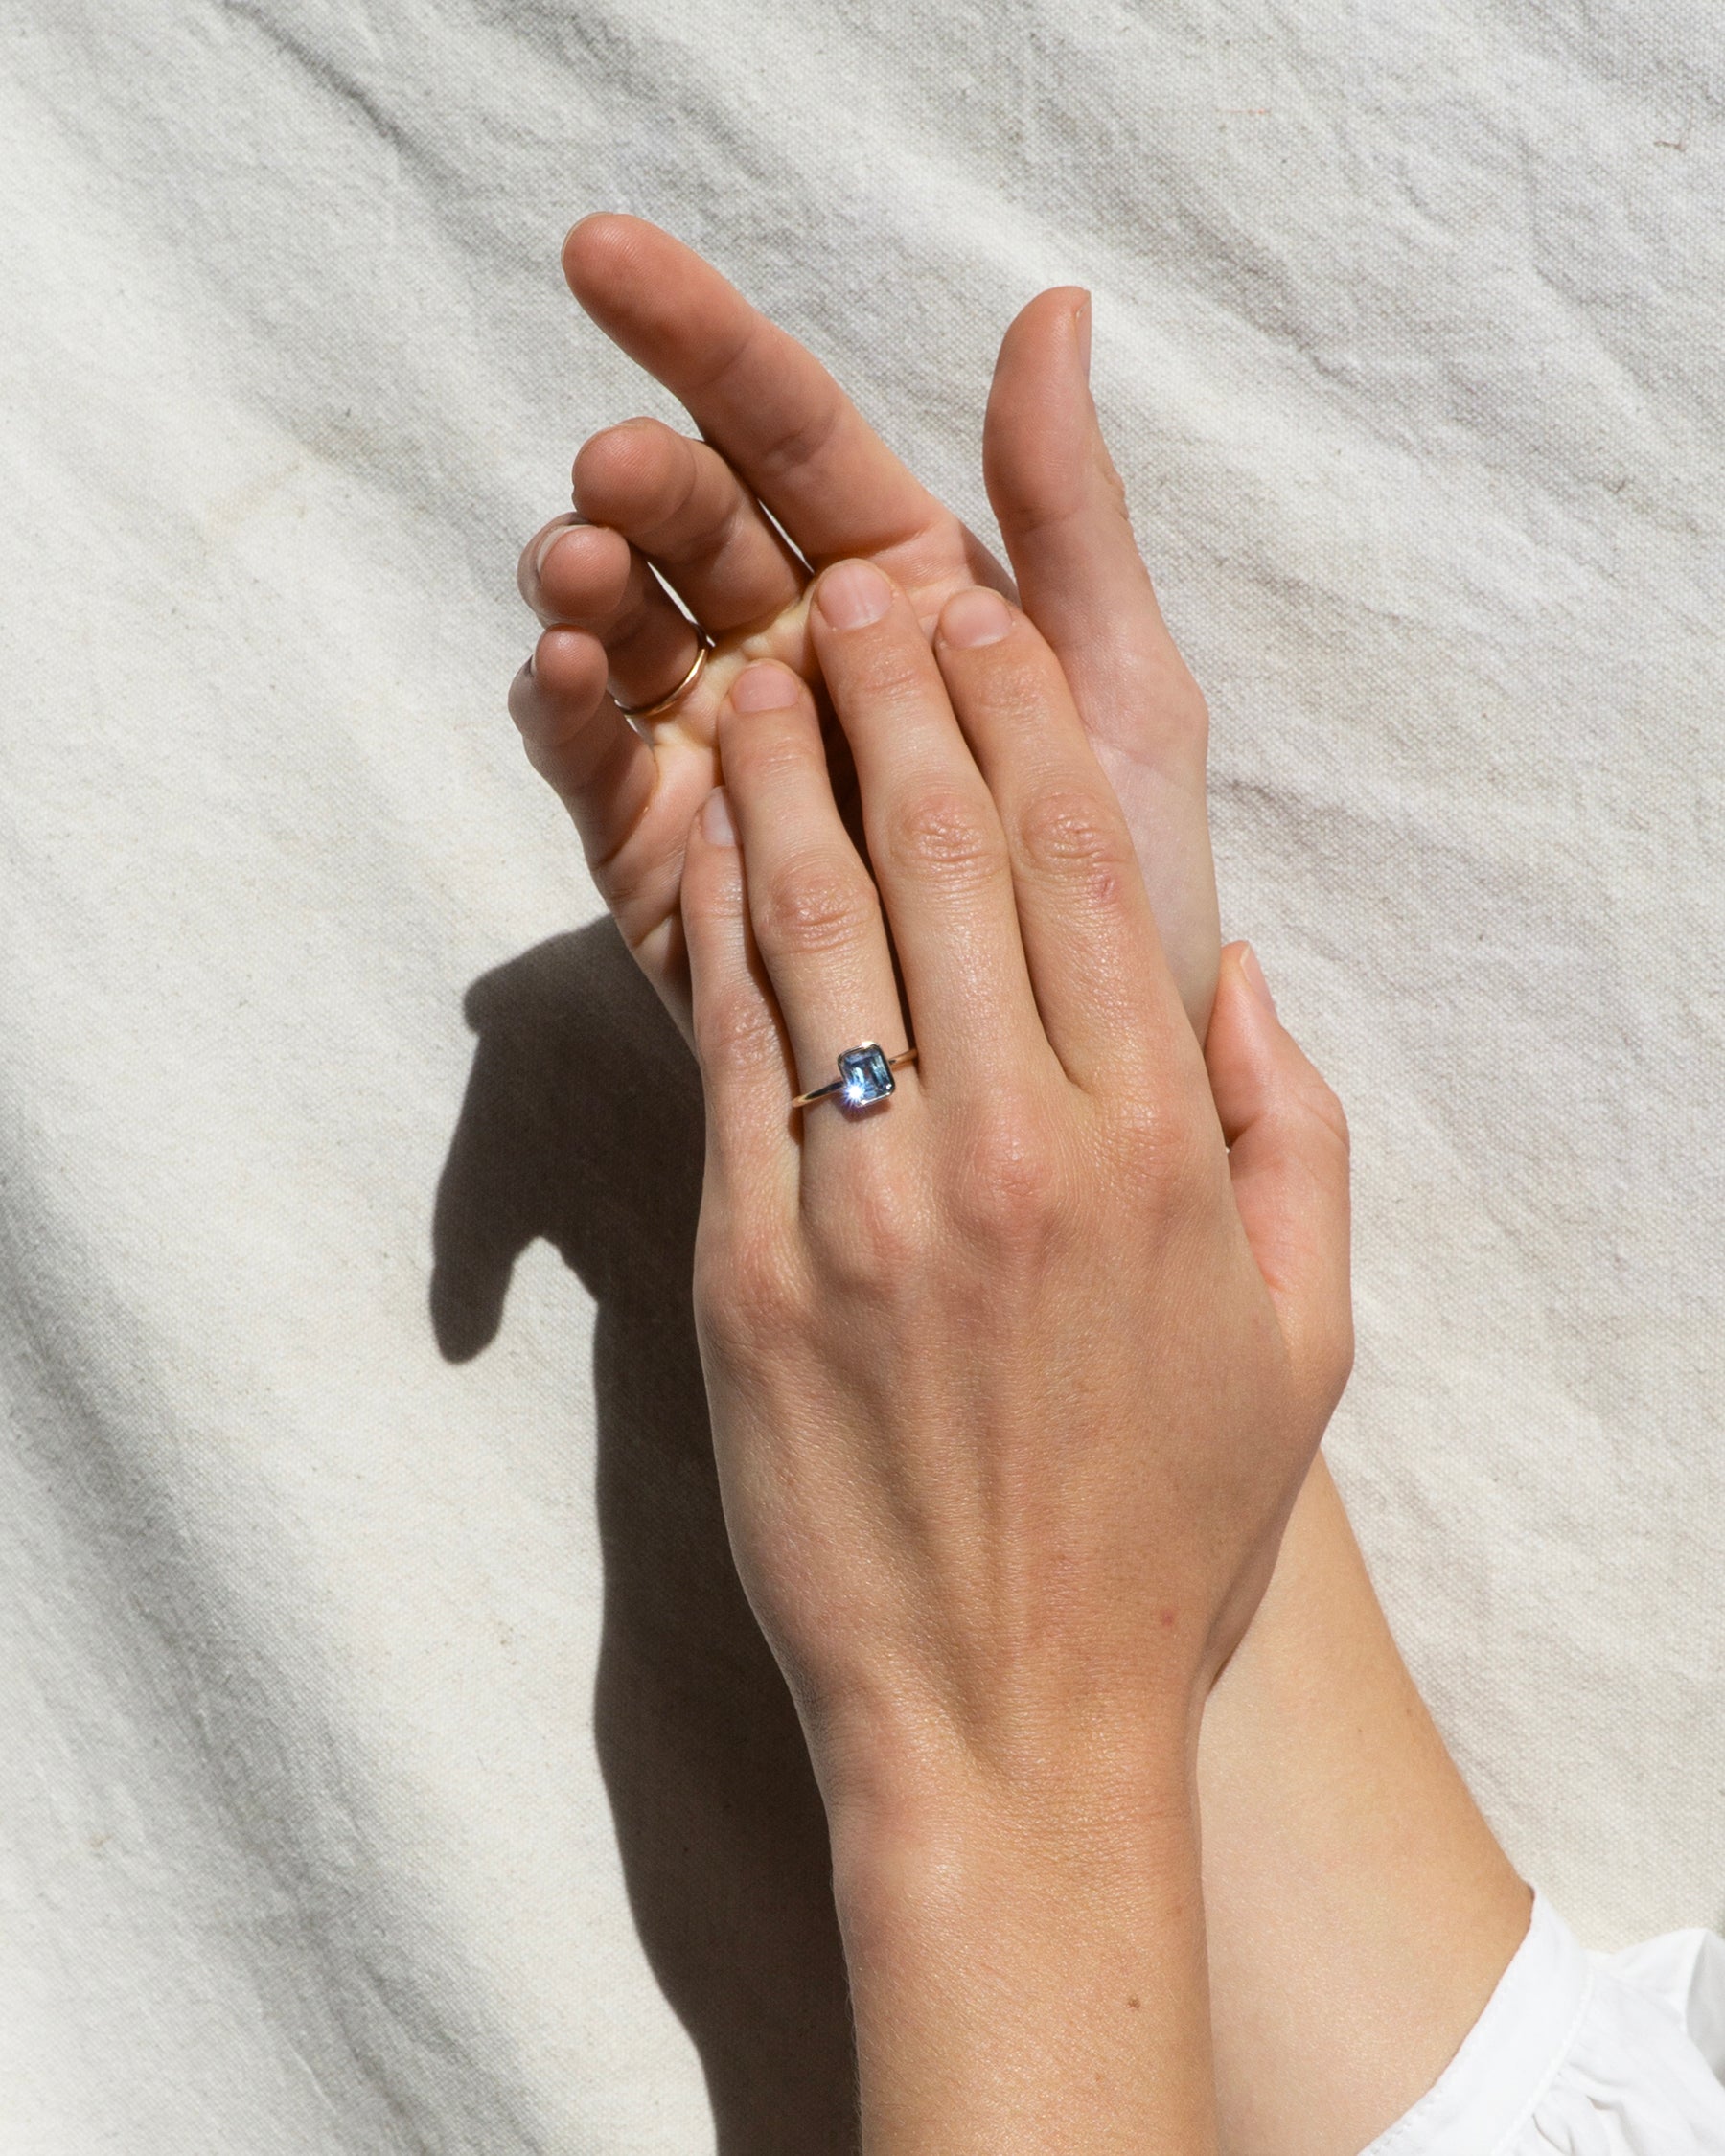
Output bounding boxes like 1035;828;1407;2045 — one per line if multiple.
509;628;655;859
682;787;799;1207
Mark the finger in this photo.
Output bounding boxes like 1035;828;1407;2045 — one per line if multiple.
681;785;800;1208
510;628;713;1029
931;585;1192;1092
564;215;1010;603
509;630;653;848
574;417;806;634
518;516;705;716
715;661;908;1137
1206;944;1353;1420
984;289;1219;1035
807;562;1049;1090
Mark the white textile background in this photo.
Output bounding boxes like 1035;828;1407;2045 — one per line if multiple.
3;1;1722;2147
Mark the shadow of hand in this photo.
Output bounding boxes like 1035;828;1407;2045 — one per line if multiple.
431;921;857;2153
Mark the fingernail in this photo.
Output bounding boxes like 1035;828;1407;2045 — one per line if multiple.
702;786;737;847
1240;943;1277;1016
940;586;1013;650
816;559;891;631
1075;293;1092;379
534;516;580;580
729;662;802;713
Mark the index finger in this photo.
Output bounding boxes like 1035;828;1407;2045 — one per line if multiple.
563;216;1010;594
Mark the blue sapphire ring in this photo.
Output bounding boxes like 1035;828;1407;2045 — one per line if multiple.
793;1043;917;1111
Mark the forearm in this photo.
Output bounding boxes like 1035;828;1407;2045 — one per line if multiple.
826;1728;1218;2155
1199;1456;1530;2156
827;1456;1529;2156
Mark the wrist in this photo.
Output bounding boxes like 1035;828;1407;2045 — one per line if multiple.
816;1691;1203;1862
828;1745;1203;1974
820;1726;1214;2155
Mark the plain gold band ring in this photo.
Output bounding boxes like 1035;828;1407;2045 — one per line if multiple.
612;635;714;723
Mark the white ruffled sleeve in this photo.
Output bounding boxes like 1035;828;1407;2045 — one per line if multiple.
1363;1892;1725;2155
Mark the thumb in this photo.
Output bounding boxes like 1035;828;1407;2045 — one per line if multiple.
982;287;1186;717
1207;942;1354;1420
983;288;1219;1035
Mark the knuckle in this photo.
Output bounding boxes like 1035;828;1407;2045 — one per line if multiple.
752;395;842;488
757;853;877;958
724;716;815;788
695;1227;799;1348
704;491;770;586
639;441;708;543
1275;1054;1352;1168
1014;784;1136;902
1305;1074;1351;1159
949;1097;1067;1245
1109;1097;1218;1213
717;702;821;792
886;788;1006;889
694;977;783;1078
670;483;741;574
808;1170;925;1297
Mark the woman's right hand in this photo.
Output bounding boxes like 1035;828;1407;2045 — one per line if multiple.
508;215;1220;1043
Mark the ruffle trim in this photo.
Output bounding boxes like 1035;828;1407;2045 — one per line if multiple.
1365;1892;1725;2156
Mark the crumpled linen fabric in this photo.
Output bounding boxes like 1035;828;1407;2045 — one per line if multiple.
3;0;1722;2148
1366;1897;1725;2156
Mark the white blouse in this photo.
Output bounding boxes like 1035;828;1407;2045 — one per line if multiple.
1366;1892;1725;2155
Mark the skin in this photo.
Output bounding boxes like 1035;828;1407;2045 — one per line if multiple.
511;218;1530;2151
511;217;1216;1041
679;574;1351;2150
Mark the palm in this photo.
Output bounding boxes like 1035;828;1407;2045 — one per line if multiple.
515;217;1218;1043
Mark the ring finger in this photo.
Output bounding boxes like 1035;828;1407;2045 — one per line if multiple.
518;517;707;722
716;661;911;1150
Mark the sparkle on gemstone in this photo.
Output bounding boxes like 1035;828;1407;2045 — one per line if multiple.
837;1044;895;1107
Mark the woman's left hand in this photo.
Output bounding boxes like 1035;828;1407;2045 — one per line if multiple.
679;559;1352;2153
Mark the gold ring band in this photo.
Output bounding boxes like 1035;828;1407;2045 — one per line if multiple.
613;636;713;723
793;1044;917;1110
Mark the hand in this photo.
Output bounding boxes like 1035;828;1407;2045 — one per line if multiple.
506;220;1528;2156
678;562;1351;2149
510;216;1218;1041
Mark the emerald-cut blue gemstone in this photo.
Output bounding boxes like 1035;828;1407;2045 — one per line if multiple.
838;1044;895;1106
